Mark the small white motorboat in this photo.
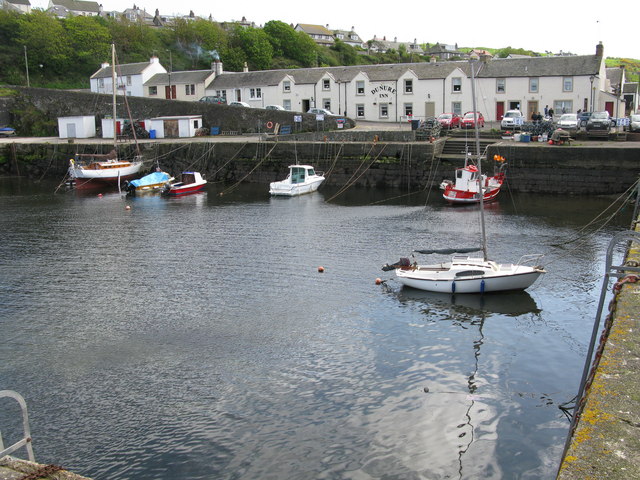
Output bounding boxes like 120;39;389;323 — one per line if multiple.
269;164;325;196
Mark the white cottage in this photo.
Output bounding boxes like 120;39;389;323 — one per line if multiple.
203;43;623;123
146;115;202;138
90;56;167;98
58;116;96;138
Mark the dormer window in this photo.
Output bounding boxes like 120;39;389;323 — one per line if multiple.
283;81;291;92
323;79;330;91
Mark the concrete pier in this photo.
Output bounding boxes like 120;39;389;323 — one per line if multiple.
557;217;640;478
0;456;91;479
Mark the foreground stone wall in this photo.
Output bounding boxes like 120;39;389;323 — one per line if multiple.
0;86;355;135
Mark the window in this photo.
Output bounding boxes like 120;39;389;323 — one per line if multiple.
554;100;573;114
356;81;365;95
250;88;262;99
529;78;539;93
336;33;344;39
185;84;195;95
323;99;331;111
283;99;291;111
323;79;330;90
193;120;199;128
563;77;573;92
356;104;365;117
283;81;291;92
452;101;461;115
404;79;413;94
98;78;104;88
149;86;157;96
496;78;506;93
216;90;226;100
126;75;132;86
404;103;413;117
379;103;389;118
452;77;461;92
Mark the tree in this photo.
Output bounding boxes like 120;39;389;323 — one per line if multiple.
230;26;273;70
263;21;317;67
63;16;112;77
17;11;72;76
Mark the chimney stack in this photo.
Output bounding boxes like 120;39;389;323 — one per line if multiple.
595;41;604;57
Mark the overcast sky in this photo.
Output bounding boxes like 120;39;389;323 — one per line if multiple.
31;0;638;61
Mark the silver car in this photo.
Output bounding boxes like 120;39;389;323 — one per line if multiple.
556;113;579;135
630;114;640;132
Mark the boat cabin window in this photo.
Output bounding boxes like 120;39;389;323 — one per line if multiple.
307;168;315;176
456;170;463;179
291;167;305;184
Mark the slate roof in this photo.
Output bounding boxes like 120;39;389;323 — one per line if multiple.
474;54;601;78
623;82;638;94
52;0;100;13
8;0;30;5
296;23;334;36
145;70;215;86
91;61;157;79
606;67;623;86
208;62;463;89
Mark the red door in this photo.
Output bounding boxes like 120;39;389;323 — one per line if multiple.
496;102;505;122
165;85;176;99
605;102;613;116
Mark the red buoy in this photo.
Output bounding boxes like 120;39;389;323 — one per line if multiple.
318;266;325;273
375;278;382;285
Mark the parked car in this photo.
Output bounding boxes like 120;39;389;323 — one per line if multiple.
460;111;485;129
265;105;285;111
578;111;593;128
586;111;612;132
437;113;460;129
229;101;250;107
629;114;640;132
308;107;333;116
556;113;579;135
500;110;525;130
199;96;226;104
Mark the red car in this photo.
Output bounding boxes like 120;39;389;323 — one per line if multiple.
460;111;485;129
437;113;460;129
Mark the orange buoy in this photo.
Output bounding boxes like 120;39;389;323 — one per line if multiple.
97;193;103;198
318;266;325;273
375;278;383;285
125;205;131;210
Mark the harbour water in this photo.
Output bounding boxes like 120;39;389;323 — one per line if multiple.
0;178;633;479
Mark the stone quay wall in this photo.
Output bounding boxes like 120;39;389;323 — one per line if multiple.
1;138;639;195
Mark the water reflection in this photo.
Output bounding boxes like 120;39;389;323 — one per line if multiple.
395;288;542;318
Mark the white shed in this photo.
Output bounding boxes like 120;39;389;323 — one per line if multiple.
58;116;96;139
100;118;126;139
146;115;203;138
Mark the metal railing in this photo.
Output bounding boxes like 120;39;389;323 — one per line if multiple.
0;390;35;462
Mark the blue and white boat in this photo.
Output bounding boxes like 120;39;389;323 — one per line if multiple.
125;170;173;195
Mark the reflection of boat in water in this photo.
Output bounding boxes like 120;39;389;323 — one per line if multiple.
395;288;541;317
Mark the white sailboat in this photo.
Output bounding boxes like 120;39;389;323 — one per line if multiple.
383;57;545;294
68;44;143;189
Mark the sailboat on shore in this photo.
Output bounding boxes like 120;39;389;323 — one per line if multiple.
68;44;143;189
383;57;545;294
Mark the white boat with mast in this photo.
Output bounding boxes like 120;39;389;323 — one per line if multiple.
68;44;143;189
382;56;545;294
269;164;325;196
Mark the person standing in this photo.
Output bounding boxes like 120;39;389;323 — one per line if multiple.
544;105;549;116
548;107;554;118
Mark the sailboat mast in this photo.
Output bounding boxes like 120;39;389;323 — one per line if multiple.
470;57;488;261
111;43;117;150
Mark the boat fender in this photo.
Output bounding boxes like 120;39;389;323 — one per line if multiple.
480;279;485;293
451;281;456;293
266;121;274;129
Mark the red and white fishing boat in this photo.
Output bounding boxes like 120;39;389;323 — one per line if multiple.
440;156;506;204
163;171;207;196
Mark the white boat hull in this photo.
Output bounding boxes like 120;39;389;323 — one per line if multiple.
395;257;545;293
269;177;324;196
